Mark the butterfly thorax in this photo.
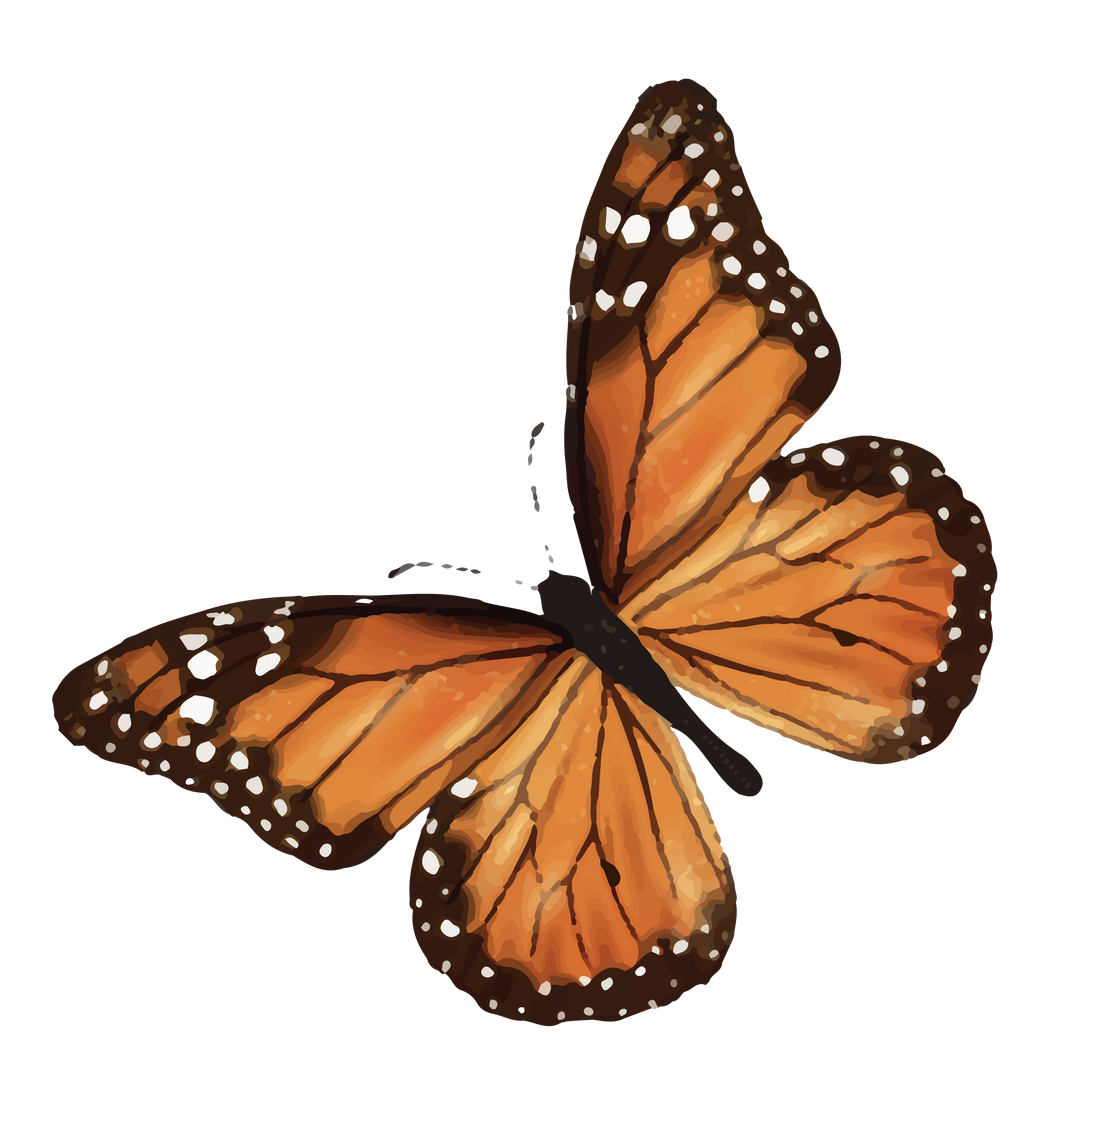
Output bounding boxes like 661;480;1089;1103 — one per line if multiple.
537;571;761;795
536;571;670;697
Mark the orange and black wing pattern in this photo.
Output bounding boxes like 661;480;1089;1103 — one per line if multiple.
55;593;737;1025
410;657;735;1024
54;596;569;869
51;77;996;1028
567;79;994;764
566;78;840;607
619;438;995;760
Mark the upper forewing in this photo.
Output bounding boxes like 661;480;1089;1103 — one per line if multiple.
55;594;569;868
566;78;840;605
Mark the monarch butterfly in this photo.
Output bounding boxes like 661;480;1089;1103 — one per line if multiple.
53;78;998;1025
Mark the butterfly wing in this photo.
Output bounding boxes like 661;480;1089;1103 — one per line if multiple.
566;78;840;606
568;79;994;761
54;594;571;868
409;653;735;1024
617;438;996;760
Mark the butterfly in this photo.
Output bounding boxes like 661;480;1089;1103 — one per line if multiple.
51;78;993;1025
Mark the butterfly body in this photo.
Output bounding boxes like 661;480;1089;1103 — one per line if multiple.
538;570;761;794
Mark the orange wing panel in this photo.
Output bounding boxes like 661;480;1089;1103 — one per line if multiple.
626;338;808;568
304;612;556;675
565;79;841;604
583;326;648;579
54;595;569;869
410;662;736;1025
623;438;995;761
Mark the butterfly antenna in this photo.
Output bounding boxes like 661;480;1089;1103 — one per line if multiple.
523;421;559;594
387;560;483;580
388;423;552;595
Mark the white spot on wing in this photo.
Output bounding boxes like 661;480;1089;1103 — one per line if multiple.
890;465;911;487
748;477;770;504
179;694;216;724
666;205;695;241
188;650;219;680
620;214;650;245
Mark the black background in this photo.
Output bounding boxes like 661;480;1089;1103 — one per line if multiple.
47;68;998;1034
